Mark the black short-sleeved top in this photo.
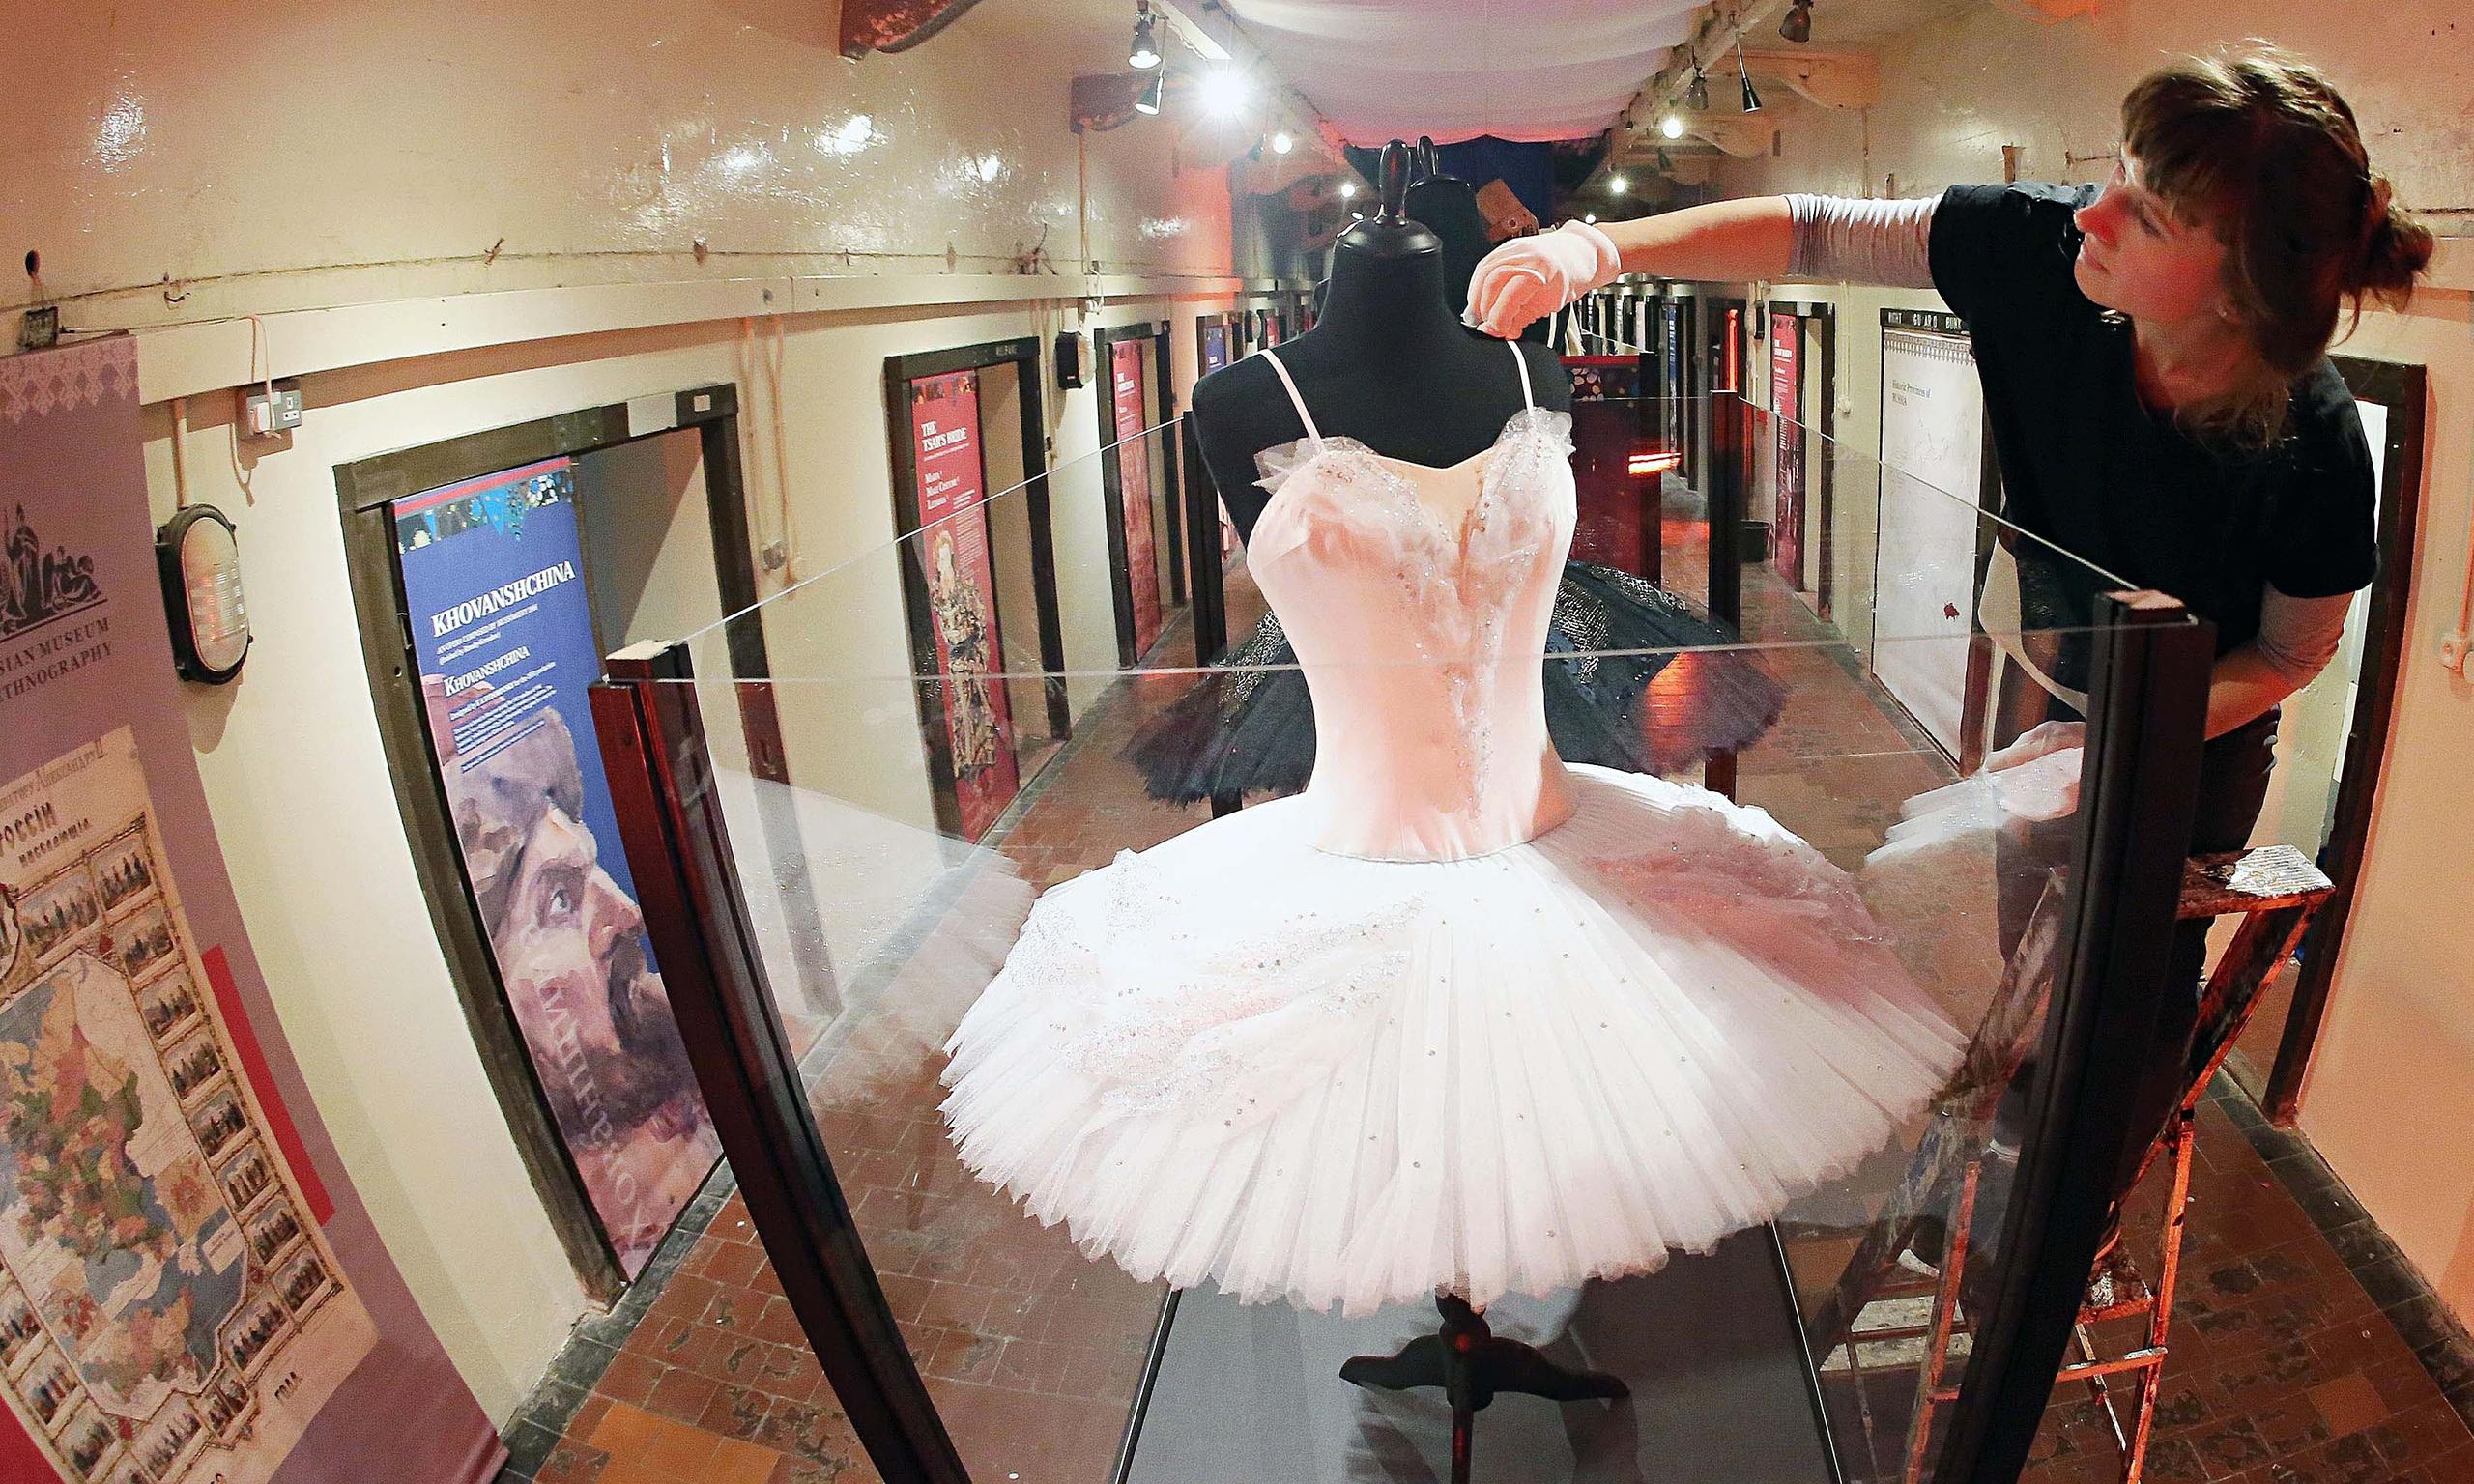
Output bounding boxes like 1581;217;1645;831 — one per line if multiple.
1927;183;2377;661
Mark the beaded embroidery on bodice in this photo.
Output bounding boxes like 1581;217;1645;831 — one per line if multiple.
1247;345;1579;861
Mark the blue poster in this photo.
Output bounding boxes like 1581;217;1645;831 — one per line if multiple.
1201;323;1230;376
392;458;719;1276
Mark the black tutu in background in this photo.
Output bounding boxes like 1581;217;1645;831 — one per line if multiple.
1121;561;1786;804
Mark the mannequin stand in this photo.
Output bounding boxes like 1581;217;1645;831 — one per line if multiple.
1340;1292;1628;1484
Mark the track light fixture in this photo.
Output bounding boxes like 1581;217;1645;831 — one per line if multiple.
1135;71;1165;115
1686;67;1711;113
1129;3;1161;69
1737;35;1763;113
1780;0;1813;43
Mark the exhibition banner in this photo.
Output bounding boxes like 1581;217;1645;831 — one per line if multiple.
1199;326;1240;565
1109;340;1163;657
0;337;497;1484
394;461;719;1276
907;370;1020;841
1771;312;1805;590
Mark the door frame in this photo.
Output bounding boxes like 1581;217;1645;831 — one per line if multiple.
336;383;772;1298
2259;355;2428;1122
1091;320;1185;664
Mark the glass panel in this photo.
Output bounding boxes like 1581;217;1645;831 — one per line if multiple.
647;395;2191;1484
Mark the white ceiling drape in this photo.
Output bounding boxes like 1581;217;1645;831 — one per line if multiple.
1222;0;1703;144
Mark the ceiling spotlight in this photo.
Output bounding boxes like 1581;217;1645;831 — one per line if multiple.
1135;71;1165;116
1129;4;1161;69
1780;0;1813;43
1272;130;1294;155
1737;36;1763;113
1660;113;1685;140
1338;179;1359;199
1609;172;1628;193
1585;213;1599;224
1199;67;1249;117
1686;68;1711;113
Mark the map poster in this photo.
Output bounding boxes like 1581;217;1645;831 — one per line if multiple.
1770;311;1805;590
0;336;497;1483
1109;340;1163;658
393;462;720;1276
907;370;1020;842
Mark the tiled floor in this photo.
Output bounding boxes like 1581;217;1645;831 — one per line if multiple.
497;471;2472;1484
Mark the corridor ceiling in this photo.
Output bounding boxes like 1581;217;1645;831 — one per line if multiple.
1217;0;1707;145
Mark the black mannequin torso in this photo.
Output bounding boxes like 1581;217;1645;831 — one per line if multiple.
1193;223;1569;542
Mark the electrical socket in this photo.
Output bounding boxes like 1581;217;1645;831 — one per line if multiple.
242;380;302;438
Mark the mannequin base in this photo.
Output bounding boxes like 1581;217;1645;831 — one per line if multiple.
1340;1292;1628;1484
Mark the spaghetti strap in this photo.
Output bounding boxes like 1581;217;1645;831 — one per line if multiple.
1508;340;1535;412
1258;348;1323;442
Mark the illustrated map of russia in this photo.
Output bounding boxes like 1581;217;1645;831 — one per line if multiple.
1;956;244;1417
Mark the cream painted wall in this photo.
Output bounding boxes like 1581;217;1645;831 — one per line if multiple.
1699;0;2474;1327
2;0;1270;328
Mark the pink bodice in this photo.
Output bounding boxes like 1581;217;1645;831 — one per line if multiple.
1247;346;1578;861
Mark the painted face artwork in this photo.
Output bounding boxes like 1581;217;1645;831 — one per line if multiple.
2071;156;2231;326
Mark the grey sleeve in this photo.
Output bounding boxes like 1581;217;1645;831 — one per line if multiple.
2253;586;2354;686
1785;194;1940;288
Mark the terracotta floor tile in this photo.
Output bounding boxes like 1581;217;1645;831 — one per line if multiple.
643;1364;722;1427
2310;1373;2390;1439
596;1350;665;1409
587;1400;666;1457
704;1438;790;1484
2404;1444;2474;1484
695;1381;773;1443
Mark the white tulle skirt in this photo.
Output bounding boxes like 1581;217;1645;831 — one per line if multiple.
941;764;1963;1316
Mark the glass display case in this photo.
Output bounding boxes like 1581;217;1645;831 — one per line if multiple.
589;389;2214;1484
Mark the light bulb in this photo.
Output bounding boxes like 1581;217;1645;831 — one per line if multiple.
1660;114;1684;140
1338;179;1358;199
1272;130;1294;155
1610;173;1627;194
1584;213;1599;224
1199;68;1249;118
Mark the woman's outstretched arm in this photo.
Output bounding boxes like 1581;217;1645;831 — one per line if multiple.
1467;195;1940;337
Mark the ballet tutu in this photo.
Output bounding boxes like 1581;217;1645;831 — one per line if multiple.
1120;562;1787;803
941;764;1963;1315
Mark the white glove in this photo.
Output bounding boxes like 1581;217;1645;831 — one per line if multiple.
1465;220;1623;338
1985;720;2084;774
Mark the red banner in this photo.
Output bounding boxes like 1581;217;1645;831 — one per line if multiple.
910;371;1020;841
1110;341;1163;658
1771;312;1805;589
